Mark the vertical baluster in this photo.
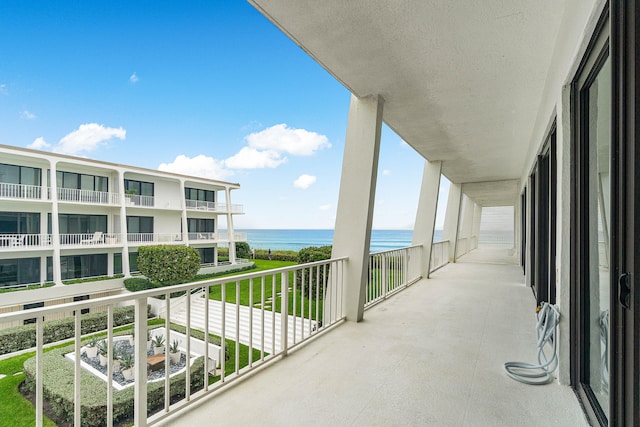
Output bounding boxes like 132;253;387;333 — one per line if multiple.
272;275;276;353
300;268;305;341
35;314;44;427
185;291;191;400
292;269;297;344
221;282;226;382
204;285;210;390
315;265;320;330
107;306;114;427
235;280;240;374
164;293;170;411
74;310;81;426
260;276;265;361
249;278;253;368
281;272;289;356
134;298;148;427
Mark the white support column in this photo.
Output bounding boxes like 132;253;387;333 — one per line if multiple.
118;170;131;277
48;160;62;285
225;187;236;264
442;183;462;262
460;195;475;239
331;94;383;322
412;160;442;278
472;203;482;250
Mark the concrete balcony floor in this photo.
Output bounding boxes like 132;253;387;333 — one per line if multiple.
161;247;587;427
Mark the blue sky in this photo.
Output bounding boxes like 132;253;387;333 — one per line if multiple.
0;1;449;229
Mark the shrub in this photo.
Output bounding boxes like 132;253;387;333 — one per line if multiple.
123;277;158;292
0;306;139;355
235;241;251;259
22;342;204;426
137;245;200;286
296;246;332;299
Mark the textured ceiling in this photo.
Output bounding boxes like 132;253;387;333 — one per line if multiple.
250;0;566;206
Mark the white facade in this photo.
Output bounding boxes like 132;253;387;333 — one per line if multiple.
0;143;245;292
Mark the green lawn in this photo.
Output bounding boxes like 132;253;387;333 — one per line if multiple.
207;259;324;320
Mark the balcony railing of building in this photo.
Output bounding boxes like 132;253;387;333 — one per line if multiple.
57;188;120;205
185;200;244;214
0;182;43;200
127;233;184;245
0;257;347;426
365;245;423;309
0;233;52;248
59;232;121;246
429;240;449;273
216;231;248;242
124;194;155;207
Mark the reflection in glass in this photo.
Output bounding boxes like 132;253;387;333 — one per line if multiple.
586;56;611;419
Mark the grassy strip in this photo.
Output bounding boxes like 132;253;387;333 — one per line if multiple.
0;282;55;294
0;374;57;427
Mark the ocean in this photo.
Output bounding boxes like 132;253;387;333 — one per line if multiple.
236;229;512;253
237;229;439;253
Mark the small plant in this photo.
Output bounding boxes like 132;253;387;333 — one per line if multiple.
119;351;134;370
87;336;99;348
125;189;137;195
152;334;165;348
97;340;108;357
169;339;180;353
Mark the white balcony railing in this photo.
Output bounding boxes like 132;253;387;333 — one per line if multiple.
216;231;248;242
124;194;155;207
185;200;244;214
0;182;43;200
57;188;120;205
0;257;347;426
59;232;122;246
365;245;423;309
0;233;52;248
455;237;470;259
188;232;216;241
429;240;449;273
127;233;184;245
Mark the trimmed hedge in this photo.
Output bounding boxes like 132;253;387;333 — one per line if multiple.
296;246;332;299
22;341;204;426
218;248;299;262
0;306;139;356
138;245;200;286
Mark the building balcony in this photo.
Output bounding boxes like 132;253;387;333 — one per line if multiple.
0;246;587;426
0;182;44;200
126;233;185;246
56;188;120;205
0;233;52;249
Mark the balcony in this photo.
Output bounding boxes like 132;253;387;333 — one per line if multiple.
0;246;588;426
185;200;244;214
0;182;43;200
0;233;52;249
161;248;587;426
127;233;184;246
56;188;120;205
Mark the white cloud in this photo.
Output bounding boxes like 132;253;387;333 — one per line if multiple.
319;204;332;211
21;110;36;120
129;72;139;83
224;147;286;169
0;84;7;95
294;174;316;190
158;154;232;180
27;137;51;150
54;123;126;155
383;169;391;176
246;123;331;156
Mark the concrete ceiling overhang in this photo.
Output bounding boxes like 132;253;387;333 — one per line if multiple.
249;0;565;206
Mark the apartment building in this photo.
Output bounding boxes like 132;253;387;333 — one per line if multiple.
0;143;245;306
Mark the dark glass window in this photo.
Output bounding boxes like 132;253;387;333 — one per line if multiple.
126;216;154;233
55;170;108;191
60;254;107;280
23;301;44;325
114;253;122;275
124;179;154;196
187;218;214;233
129;252;139;273
0;257;40;288
0;163;41;186
185;187;215;202
73;295;90;315
198;247;214;264
56;214;107;234
0;212;40;235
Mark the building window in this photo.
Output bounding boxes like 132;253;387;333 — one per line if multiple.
198;247;215;264
129;252;139;273
185;187;215;202
0;163;42;186
51;214;107;235
127;216;154;242
0;258;40;288
55;170;108;192
73;295;90;315
23;301;44;325
60;254;108;280
124;179;154;196
0;212;40;238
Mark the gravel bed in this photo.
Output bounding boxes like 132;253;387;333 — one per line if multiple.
80;340;187;386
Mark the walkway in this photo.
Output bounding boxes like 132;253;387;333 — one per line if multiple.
160;248;587;426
